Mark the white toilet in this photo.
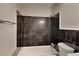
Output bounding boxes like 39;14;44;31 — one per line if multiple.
58;43;74;56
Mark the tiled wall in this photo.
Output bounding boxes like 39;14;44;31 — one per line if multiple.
17;16;51;47
59;30;79;45
51;13;59;44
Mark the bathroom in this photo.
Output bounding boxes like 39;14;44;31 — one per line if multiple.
0;3;79;56
17;3;79;56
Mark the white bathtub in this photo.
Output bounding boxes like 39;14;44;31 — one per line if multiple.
17;45;58;56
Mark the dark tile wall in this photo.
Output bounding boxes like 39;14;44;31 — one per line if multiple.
59;30;78;44
51;13;59;44
17;16;51;47
17;16;24;47
64;30;75;44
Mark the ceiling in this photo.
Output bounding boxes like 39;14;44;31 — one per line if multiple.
18;3;54;7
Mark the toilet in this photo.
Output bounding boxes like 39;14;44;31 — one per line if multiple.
58;43;74;56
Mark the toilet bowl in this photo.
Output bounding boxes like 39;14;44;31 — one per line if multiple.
58;43;74;56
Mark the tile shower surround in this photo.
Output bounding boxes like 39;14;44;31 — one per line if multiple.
17;16;79;52
17;16;51;47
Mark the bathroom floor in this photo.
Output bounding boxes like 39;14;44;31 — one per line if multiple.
17;45;58;56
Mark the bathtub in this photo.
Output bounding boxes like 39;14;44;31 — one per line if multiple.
17;45;58;56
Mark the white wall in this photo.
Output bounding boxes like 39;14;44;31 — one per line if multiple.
0;3;17;55
52;3;79;30
18;3;52;17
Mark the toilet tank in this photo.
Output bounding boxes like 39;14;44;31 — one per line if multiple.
58;43;74;56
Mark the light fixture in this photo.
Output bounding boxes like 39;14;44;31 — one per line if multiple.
39;20;45;24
